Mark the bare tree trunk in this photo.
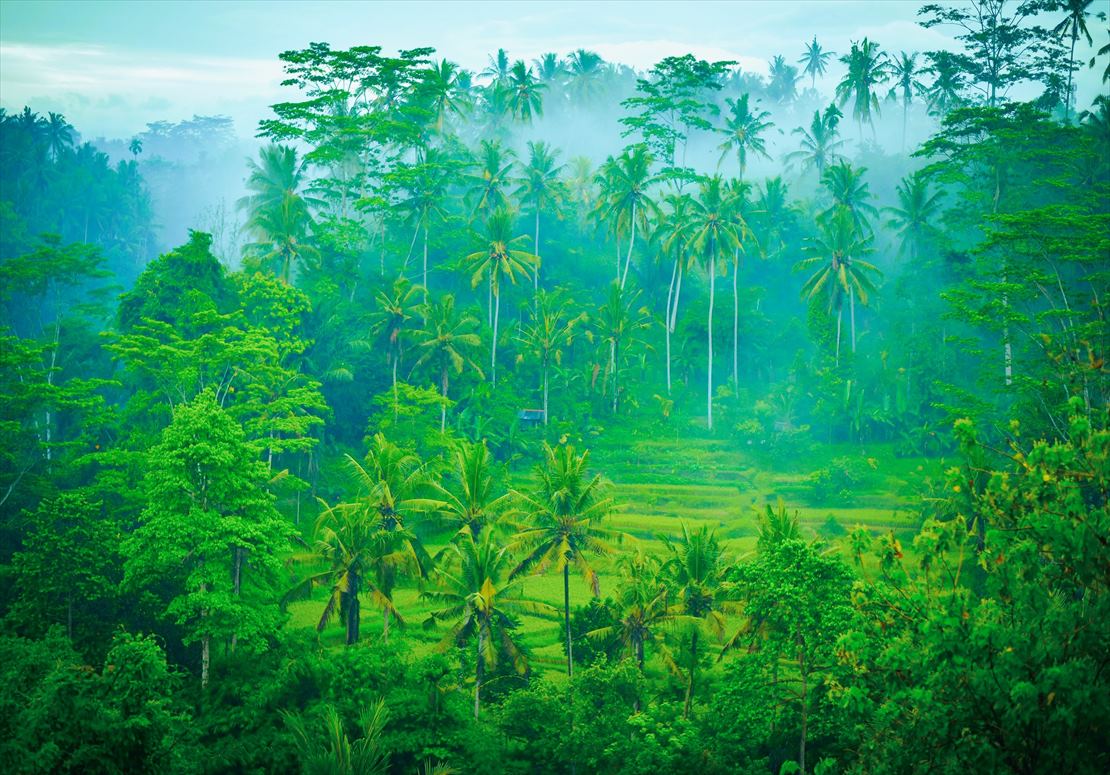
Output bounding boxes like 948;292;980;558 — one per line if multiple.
543;362;549;426
621;201;637;290
707;249;716;431
683;629;698;719
201;634;210;689
665;257;677;394
564;564;573;676
611;340;619;414
441;370;448;432
850;285;857;354
422;223;429;302
492;286;501;386
534;209;541;296
732;250;740;392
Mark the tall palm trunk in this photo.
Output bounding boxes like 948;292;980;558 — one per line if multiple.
665;257;678;394
492;283;501;386
683;629;698;719
542;359;550;426
345;573;361;645
564;564;573;676
475;626;485;719
534;209;541;296
707;247;716;431
849;285;857;353
610;339;619;414
1065;26;1078;123
732;249;740;392
799;650;808;774
620;200;637;290
835;305;843;366
422;222;429;302
440;369;449;432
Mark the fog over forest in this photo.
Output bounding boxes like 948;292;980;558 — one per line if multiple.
1;1;1108;773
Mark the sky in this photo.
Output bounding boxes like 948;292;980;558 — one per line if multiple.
1;0;1105;140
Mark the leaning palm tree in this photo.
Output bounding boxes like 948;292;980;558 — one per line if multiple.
516;289;586;425
411;294;484;432
798;36;835;91
421;439;510;539
717;94;774;180
515;141;565;294
464;208;537;386
424;531;556;719
595;144;656;290
835;38;889;142
511;443;615;676
795;207;881;363
661;524;733;717
787;104;846;178
689;175;741;431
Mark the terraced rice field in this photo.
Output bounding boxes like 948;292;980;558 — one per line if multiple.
287;434;942;678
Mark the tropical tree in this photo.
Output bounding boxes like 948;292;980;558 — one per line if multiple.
886;51;925;149
284;701;390;775
424;58;470;135
566;49;606;102
689;175;741;430
884;170;944;262
787;104;846;177
507;60;545;124
516;289;586;424
412;294;484;431
717;94;774;180
424;531;556;719
595;144;656;289
369;278;421;415
835;38;889;141
820;160;879;235
724;179;755;393
511;444;615;676
586;552;680;672
239;145;319;284
395;147;454;299
44;112;74;162
467;139;516;217
798;36;835;90
515;141;565;294
480;48;511;87
422;440;509;538
595;282;653;414
662;524;732;717
533;52;564;84
795;207;881;362
767;55;801;103
654;192;697;394
1053;0;1096;122
922;50;966;116
464;208;537;386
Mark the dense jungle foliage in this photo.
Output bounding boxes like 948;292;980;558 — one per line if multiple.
1;0;1108;772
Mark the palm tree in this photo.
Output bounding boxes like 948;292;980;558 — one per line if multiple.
689;175;741;431
533;53;565;84
787;104;846;177
798;37;834;91
465;208;537;386
283;701;389;775
717;94;773;180
566;49;605;102
507;61;545;124
886;52;925;150
1053;0;1096;122
511;443;615;676
662;524;732;717
754;176;794;261
595;282;653;414
835;39;889;141
884;171;944;262
467;139;516;217
586;552;679;674
412;294;484;432
516;289;586;425
795;208;881;363
423;440;509;538
724;179;755;393
425;59;470;135
480;48;511;87
424;531;556;719
820;161;879;235
238;145;319;284
515;141;565;295
44;112;74;162
128;137;143;158
767;55;801;104
369;278;421;415
655;192;697;394
397;147;453;299
595;144;656;290
922;51;965;117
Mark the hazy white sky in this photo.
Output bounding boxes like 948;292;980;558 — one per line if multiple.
0;0;1104;139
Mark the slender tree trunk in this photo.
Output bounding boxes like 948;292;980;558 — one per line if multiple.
707;248;716;431
383;608;390;642
1065;28;1077;123
441;370;448;432
850;285;857;353
611;340;619;414
231;547;243;651
683;629;698;719
564;564;574;676
732;250;740;392
836;306;842;366
392;356;399;419
799;655;808;774
621;201;637;290
346;574;361;646
543;362;549;426
534;209;541;296
671;260;684;334
201;634;210;689
475;627;485;719
665;257;677;394
422;223;429;303
492;285;501;386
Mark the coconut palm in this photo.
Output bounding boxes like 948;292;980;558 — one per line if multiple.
396;147;454;298
480;48;511;87
44;112;74;162
655;192;697;394
369;278;421;415
717;94;774;180
516;289;586;425
533;52;565;84
767;55;801;104
412;294;484;432
595;282;653;414
798;37;835;90
795;207;881;362
515;141;565;294
424;531;556;719
787;104;846;177
689;175;741;431
511;443;615;676
1053;0;1096;122
835;39;889;141
467;139;516;217
884;170;944;262
425;59;470;135
754;176;794;261
922;51;966;117
566;49;605;102
422;440;510;538
820;161;879;235
465;208;538;386
283;701;390;775
595;144;656;290
662;523;732;717
507;60;545;124
724;178;755;392
886;52;925;150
